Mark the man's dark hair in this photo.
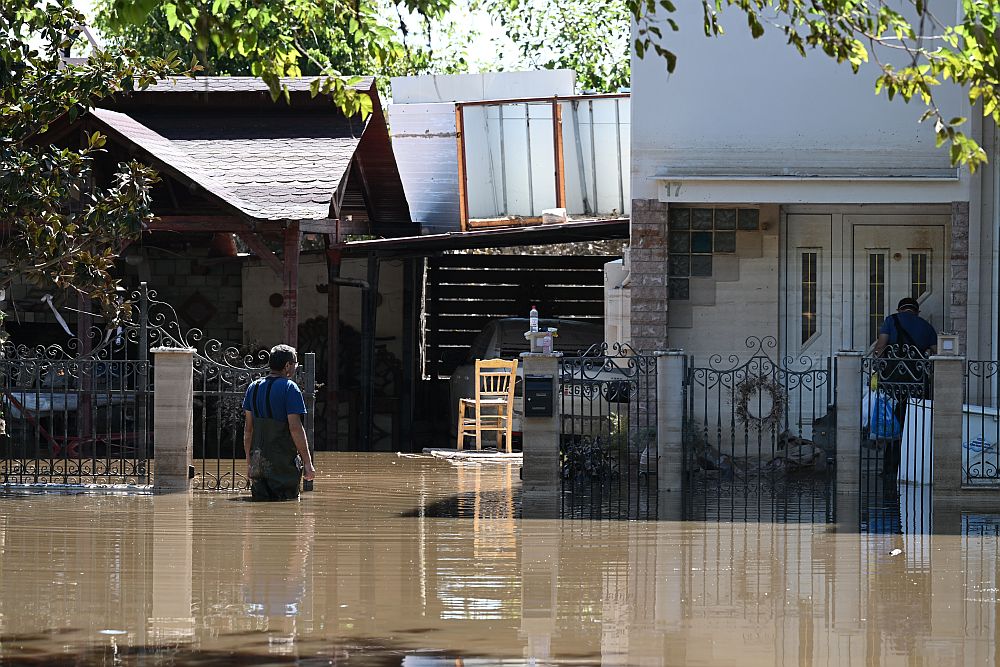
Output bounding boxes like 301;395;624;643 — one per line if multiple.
269;344;297;371
897;297;920;313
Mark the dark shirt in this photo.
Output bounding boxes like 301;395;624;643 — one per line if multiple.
242;376;307;420
879;312;937;353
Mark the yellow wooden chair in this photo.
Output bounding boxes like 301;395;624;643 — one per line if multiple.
456;358;518;452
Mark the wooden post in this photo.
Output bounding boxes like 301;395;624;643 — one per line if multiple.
324;232;342;451
361;254;380;451
552;98;566;209
282;222;301;347
455;104;469;232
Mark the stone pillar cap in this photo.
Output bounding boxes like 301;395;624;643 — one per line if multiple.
654;349;685;356
836;350;865;356
151;346;196;354
519;352;563;358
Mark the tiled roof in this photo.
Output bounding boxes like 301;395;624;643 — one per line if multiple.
88;108;259;216
141;76;375;94
90;109;364;221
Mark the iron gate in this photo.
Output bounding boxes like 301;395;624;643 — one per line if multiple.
860;347;933;518
0;331;151;486
192;345;315;491
682;337;835;512
558;344;658;520
1;284;315;490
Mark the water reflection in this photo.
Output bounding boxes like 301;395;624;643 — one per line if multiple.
0;454;999;665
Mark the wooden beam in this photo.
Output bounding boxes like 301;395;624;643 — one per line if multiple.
149;216;251;232
236;232;282;276
282;222;301;347
455;105;469;232
299;218;369;236
325;226;342;451
552;99;567;209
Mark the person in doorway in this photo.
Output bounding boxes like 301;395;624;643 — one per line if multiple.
243;344;316;501
873;297;937;482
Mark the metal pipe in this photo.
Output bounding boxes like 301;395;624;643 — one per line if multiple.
458;92;630;108
525;103;535;216
615;98;625;215
498;105;508;216
589;100;598;213
571;100;592;216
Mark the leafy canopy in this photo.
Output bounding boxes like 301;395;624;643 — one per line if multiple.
473;0;630;93
99;0;459;115
1;0;186;320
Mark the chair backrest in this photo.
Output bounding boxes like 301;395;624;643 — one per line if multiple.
475;358;518;405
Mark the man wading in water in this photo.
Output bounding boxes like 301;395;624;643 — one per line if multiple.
243;345;316;500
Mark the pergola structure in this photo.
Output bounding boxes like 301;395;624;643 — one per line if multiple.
53;76;416;447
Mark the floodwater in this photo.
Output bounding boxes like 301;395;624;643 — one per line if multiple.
0;454;999;666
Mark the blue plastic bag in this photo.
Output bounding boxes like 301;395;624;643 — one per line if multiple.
869;392;902;440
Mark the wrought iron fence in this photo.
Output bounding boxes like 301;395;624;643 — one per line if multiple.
558;343;657;520
0;323;151;486
1;283;315;491
860;347;933;510
683;337;834;502
964;360;1000;485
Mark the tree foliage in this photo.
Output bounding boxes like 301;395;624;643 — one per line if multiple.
1;1;186;321
631;0;999;169
97;0;458;115
473;0;630;93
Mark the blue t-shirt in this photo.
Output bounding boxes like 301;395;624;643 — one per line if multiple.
242;376;307;420
879;312;937;353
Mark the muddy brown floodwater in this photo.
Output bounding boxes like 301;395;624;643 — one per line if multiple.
1;453;999;666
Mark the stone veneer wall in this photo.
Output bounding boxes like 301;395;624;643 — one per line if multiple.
629;199;669;352
950;201;969;350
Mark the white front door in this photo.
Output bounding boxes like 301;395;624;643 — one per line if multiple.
850;218;947;350
781;212;948;358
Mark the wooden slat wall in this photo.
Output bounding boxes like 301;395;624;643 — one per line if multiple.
424;254;614;377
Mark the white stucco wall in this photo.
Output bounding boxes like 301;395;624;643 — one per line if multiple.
631;1;972;203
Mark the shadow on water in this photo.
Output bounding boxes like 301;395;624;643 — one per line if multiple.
399;487;521;518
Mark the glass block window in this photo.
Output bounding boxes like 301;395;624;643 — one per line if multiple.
714;209;737;230
910;251;930;301
714;232;736;253
801;251;818;344
691;232;713;253
669;208;690;229
669;278;690;300
691;208;713;230
738;208;760;230
666;207;758;301
869;252;887;344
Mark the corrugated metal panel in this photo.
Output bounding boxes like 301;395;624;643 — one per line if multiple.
390;71;575;104
389;103;462;233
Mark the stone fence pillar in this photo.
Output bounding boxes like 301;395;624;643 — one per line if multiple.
834;351;864;532
152;347;195;493
931;355;965;493
835;351;864;494
520;352;562;519
655;350;685;494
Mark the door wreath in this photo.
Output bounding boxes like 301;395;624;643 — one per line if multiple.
733;374;786;431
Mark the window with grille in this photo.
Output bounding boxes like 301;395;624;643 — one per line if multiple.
910;251;930;301
801;251;818;344
869;252;887;344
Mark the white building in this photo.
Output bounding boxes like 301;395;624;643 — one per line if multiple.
629;2;994;364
